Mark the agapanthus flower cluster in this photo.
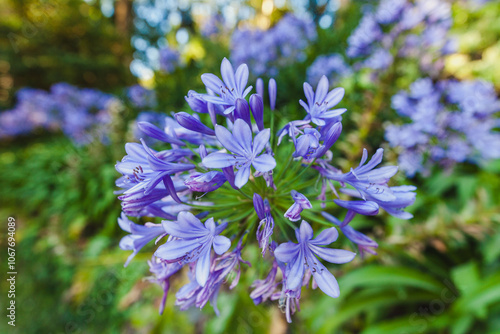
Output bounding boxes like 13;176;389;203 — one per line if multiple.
0;83;116;144
115;58;416;322
230;14;317;77
347;0;456;75
306;54;352;86
159;46;180;73
385;77;500;176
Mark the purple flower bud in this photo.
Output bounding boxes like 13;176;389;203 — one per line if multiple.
256;78;264;99
184;171;226;193
253;193;266;220
250;94;264;131
269;78;277;111
207;102;218;127
137;121;185;146
234;98;252;128
174;112;216;136
222;166;238;190
185;90;209;113
315;122;342;158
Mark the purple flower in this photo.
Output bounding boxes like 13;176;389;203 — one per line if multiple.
269;78;277;111
253;194;275;255
294;128;321;159
148;257;183;314
155;212;231;286
284;190;313;222
341;185;416;219
300;76;347;126
250;242;280;304
202;119;276;188
184;171;226;193
274;220;356;298
127;85;157;109
322;148;399;203
174;112;216;136
200;58;253;114
176;239;250;315
159;47;180;73
118;213;166;266
321;212;378;258
249;94;264;131
115;140;195;202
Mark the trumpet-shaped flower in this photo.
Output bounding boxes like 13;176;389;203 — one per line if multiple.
202;119;276;188
155;212;231;286
200;58;253;114
274;220;356;298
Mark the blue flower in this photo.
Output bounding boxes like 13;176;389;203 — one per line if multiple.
200;58;253;114
155;212;231;286
184;171;226;193
118;213;166;266
148;257;183;314
274;220;356;298
300;76;347;126
202;119;276;188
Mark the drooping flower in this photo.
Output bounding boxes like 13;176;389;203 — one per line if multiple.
118;212;166;266
274;220;356;298
300;76;347;126
155;212;231;286
284;190;313;222
148;257;183;314
253;194;275;255
200;58;253;114
202;119;276;188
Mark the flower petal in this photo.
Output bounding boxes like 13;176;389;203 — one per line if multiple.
309;256;340;298
299;220;314;242
214;124;247;155
235;63;249;96
309;245;356;264
324;87;345;106
196;246;212;286
202;153;237;168
274;242;300;263
155;239;200;261
309;227;338;245
252;154;276;173
221;58;236;91
252;128;270;154
233;119;253;154
201;73;224;94
235;166;251;188
213;235;231;254
314;76;329;104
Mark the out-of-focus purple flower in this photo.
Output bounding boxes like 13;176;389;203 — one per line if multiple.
184;171;226;193
230;14;317;77
269;78;277;111
300;76;346;126
347;14;382;58
118;212;166;266
322;212;378;258
307;54;352;86
284;190;313;222
274;220;356;298
155;212;231;286
127;85;157;109
159;46;180;73
200;58;252;115
202;119;276;188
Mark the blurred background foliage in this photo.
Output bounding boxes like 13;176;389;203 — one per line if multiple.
0;0;499;333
